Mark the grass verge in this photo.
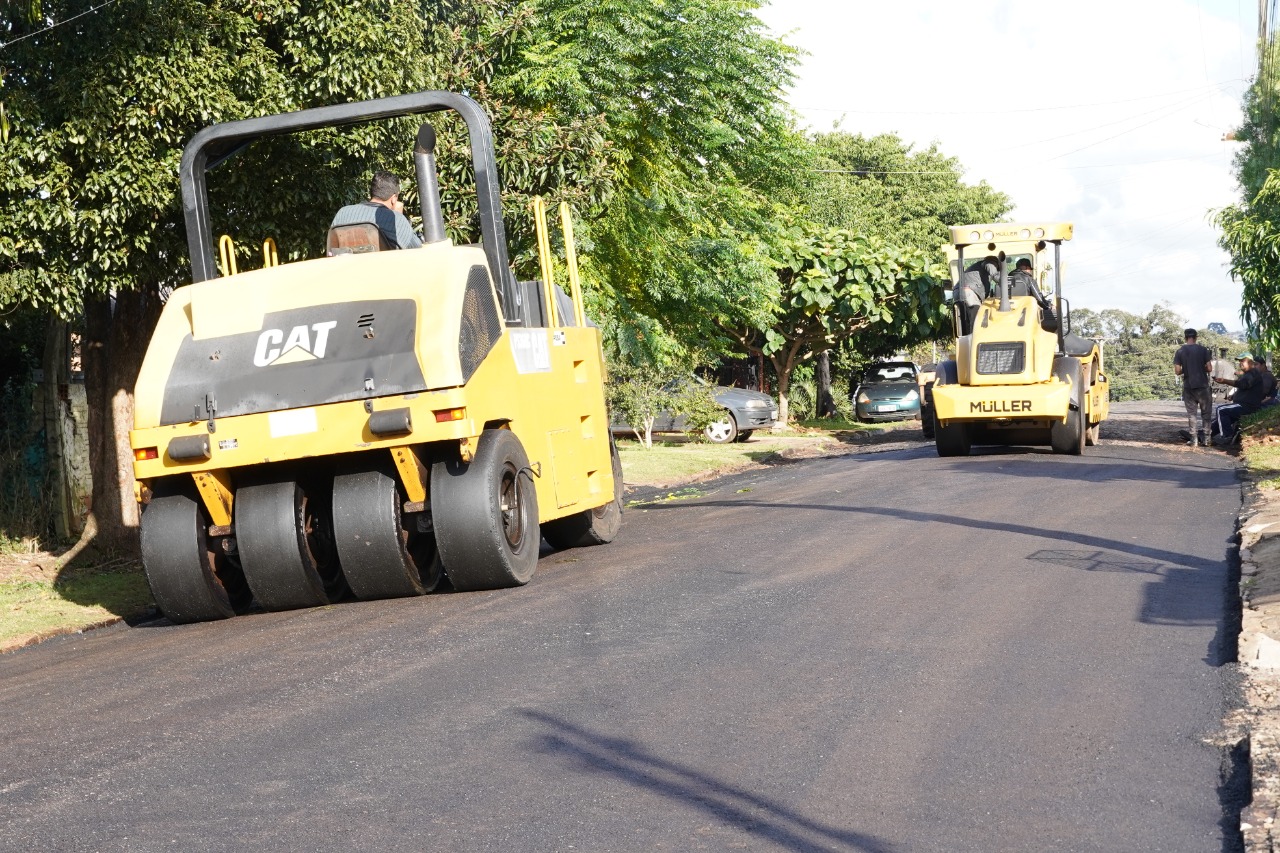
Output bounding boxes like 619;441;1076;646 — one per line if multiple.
616;434;829;487
0;561;154;652
1241;407;1280;489
615;417;920;488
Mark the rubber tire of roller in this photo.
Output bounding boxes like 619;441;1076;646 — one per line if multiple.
140;487;251;623
431;429;540;591
934;410;971;457
332;467;441;599
235;480;343;611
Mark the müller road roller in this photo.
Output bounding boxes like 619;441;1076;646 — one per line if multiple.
930;222;1110;456
131;92;622;623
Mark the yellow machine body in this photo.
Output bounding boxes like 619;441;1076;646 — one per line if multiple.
131;243;613;526
131;92;622;623
931;222;1109;454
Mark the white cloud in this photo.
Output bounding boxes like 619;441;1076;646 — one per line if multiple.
758;0;1251;331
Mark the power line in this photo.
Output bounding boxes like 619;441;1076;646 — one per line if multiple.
1048;92;1222;160
1004;89;1221;155
0;0;120;50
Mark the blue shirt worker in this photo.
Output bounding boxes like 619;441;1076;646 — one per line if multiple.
1172;327;1213;447
1212;352;1267;446
330;170;422;250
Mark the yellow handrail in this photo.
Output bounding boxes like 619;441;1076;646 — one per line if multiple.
558;201;586;328
531;197;560;328
262;237;279;269
218;234;238;276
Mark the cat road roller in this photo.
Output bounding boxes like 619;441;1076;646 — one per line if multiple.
130;91;622;623
930;222;1109;457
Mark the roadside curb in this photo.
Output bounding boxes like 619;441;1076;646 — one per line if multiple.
1235;469;1280;851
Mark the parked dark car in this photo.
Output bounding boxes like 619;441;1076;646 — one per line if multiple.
611;378;779;443
853;361;921;422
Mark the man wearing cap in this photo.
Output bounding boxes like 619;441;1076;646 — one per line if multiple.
1173;328;1213;447
1211;352;1266;446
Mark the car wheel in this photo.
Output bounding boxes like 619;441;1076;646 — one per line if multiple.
733;430;754;443
704;413;738;444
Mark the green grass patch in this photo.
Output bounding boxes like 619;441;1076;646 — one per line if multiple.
1241;407;1280;489
0;563;154;649
616;435;831;487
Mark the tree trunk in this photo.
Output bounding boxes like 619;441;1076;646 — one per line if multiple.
773;356;793;427
816;350;836;418
41;315;74;540
82;289;162;556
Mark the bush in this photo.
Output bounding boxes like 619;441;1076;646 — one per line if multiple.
670;381;723;438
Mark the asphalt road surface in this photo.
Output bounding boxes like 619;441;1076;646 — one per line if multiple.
0;440;1244;852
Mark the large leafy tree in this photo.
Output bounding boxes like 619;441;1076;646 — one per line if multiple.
799;131;1011;249
1215;172;1280;354
1217;39;1280;348
714;219;943;423
0;1;430;550
504;0;803;361
0;0;617;550
787;131;1011;415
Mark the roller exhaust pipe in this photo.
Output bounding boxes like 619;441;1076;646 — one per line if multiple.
414;122;447;244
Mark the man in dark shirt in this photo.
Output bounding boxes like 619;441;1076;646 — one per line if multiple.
1260;357;1279;407
1212;352;1266;446
330;170;423;250
952;255;997;335
1173;327;1213;447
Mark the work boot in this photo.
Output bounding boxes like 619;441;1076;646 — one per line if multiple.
1197;430;1207;446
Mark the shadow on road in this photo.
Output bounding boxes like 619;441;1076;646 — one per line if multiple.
520;709;902;853
648;500;1234;633
936;452;1238;489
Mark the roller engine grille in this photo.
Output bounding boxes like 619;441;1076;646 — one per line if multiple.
459;265;503;380
976;342;1025;375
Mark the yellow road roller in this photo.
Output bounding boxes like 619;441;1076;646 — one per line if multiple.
130;92;622;623
931;222;1109;456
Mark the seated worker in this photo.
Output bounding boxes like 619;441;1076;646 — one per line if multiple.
952;255;998;335
1008;258;1040;298
1008;257;1058;331
1261;356;1279;407
330;170;423;250
1211;352;1267;445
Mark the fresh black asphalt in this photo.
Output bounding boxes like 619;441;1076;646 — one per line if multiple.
0;440;1243;851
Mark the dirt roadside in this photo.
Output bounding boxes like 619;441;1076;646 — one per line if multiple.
1234;451;1280;851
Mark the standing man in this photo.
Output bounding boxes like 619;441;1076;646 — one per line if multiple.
1173;327;1213;447
1212;352;1267;446
1211;346;1235;403
330;170;423;250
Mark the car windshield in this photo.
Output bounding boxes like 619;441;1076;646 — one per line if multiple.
865;364;916;383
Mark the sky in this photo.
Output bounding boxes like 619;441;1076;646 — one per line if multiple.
756;0;1254;332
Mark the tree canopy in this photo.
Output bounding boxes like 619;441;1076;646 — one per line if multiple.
714;217;943;422
1217;38;1280;349
798;131;1011;249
